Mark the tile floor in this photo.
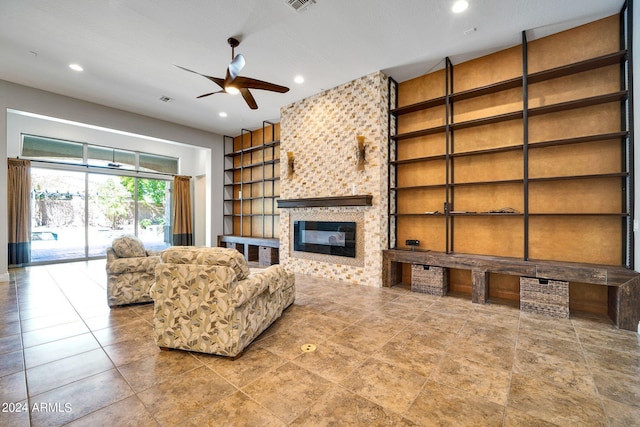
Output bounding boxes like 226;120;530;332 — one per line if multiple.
1;260;639;426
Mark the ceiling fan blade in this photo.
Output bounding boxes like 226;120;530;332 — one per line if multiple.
175;65;225;89
228;54;245;81
232;76;290;93
240;88;258;109
196;91;223;98
224;53;246;89
174;64;202;75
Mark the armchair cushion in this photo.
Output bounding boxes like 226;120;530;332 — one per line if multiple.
161;246;250;280
111;235;146;258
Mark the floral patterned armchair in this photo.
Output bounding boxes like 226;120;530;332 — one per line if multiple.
150;246;295;358
105;235;162;307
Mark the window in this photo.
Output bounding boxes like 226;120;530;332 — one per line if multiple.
87;146;136;170
140;152;179;174
20;134;179;175
22;135;83;164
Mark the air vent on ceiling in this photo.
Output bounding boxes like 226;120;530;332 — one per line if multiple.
159;95;174;103
284;0;316;13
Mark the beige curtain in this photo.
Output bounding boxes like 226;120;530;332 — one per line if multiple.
173;175;193;246
8;159;31;265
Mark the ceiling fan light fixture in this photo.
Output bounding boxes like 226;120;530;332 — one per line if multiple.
225;86;240;95
452;0;469;13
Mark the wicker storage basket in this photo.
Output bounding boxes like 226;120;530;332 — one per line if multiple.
519;277;569;318
411;265;448;296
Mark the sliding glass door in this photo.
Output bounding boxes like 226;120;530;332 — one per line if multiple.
31;167;172;263
31;168;86;262
134;178;172;252
87;173;134;258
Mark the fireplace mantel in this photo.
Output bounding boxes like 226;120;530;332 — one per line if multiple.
277;195;372;208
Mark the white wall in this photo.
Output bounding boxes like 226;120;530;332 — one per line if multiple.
1;79;224;281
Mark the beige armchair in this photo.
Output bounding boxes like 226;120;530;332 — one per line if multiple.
150;247;295;358
106;235;162;307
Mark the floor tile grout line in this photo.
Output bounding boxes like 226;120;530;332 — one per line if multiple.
502;308;523;426
13;267;41;427
571;317;613;427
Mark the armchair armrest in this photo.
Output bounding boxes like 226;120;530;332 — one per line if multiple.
251;265;294;294
233;275;269;306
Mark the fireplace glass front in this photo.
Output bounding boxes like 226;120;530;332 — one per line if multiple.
293;220;356;258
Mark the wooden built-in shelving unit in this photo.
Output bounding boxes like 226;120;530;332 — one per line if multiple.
387;8;634;316
222;121;281;238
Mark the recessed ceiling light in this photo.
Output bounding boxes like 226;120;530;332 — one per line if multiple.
294;75;304;84
452;0;469;13
69;63;84;72
219;112;228;117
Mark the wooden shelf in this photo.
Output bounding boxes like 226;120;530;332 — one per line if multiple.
451;178;524;187
392;213;445;217
392;212;522;217
392;184;446;190
392;154;447;165
391;96;446;116
451;77;523;102
225;141;279;157
277;195;373;208
528;172;628;183
391;125;447;141
529;131;628;150
529;91;627;117
227;159;280;170
529;212;628;216
528;50;627;84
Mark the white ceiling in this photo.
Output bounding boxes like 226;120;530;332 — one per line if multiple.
0;0;625;136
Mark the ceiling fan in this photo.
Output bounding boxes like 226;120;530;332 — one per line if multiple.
176;37;290;110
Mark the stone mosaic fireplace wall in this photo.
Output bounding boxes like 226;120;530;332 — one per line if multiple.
279;71;389;287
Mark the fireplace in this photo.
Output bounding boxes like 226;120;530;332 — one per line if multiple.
293;220;356;258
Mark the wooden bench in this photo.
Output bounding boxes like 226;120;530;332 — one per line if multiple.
382;249;640;331
217;235;280;266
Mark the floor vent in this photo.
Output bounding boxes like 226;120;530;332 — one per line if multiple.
284;0;316;13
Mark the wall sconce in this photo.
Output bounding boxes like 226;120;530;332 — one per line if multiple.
356;135;366;171
287;151;295;176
